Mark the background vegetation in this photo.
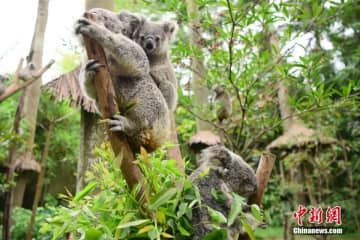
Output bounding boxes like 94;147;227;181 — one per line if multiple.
0;0;359;239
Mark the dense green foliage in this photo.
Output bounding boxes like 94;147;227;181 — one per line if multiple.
136;0;360;235
1;0;359;239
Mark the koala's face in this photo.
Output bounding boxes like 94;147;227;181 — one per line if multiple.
0;75;8;84
134;20;177;56
213;85;226;97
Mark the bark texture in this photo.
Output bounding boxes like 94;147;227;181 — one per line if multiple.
76;0;114;192
185;0;211;131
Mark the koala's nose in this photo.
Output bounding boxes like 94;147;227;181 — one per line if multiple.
145;41;154;50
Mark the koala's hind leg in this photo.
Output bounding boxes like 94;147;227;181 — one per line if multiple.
76;18;150;77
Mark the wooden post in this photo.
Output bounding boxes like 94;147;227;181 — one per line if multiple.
248;152;275;206
81;13;144;194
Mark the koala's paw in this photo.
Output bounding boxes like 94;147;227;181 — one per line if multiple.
109;114;135;133
75;17;96;35
85;59;104;79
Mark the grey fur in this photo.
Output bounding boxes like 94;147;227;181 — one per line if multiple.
0;75;8;95
76;9;170;152
131;15;178;111
213;85;232;123
189;145;257;239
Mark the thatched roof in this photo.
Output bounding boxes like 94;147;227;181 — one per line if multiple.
188;131;221;153
14;153;41;173
266;123;337;152
43;66;97;113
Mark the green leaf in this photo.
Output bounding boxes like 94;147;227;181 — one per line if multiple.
250;204;263;221
240;214;256;240
116;219;150;229
203;229;227;240
228;193;246;226
149;188;178;210
85;227;102;240
73;182;97;201
177;222;191;236
207;207;227;225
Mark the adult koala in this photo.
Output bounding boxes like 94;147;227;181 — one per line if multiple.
76;8;170;153
189;145;258;239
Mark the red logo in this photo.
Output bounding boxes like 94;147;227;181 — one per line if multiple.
293;205;307;226
326;206;342;225
309;207;323;224
293;205;342;226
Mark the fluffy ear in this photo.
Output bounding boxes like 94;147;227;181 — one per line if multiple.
118;11;144;33
162;21;178;40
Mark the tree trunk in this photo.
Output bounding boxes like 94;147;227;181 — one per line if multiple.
166;113;184;173
2;87;26;240
26;122;54;240
76;0;114;192
248;152;275;206
13;0;49;208
185;0;211;131
85;0;114;10
77;110;106;192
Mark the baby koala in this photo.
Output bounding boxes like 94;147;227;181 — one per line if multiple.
129;14;178;111
76;8;170;153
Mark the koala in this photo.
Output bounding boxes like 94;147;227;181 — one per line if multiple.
76;9;170;153
0;75;8;95
130;15;178;111
189;145;257;239
213;85;232;124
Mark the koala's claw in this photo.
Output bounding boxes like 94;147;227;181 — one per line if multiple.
85;59;104;72
109;114;127;132
75;18;92;34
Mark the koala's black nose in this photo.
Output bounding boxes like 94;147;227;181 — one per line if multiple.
146;42;154;50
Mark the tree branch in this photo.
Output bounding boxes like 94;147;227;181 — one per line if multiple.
0;59;55;103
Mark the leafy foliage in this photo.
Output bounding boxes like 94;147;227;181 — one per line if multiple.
41;144;199;239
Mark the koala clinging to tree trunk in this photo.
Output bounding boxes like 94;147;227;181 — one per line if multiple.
129;14;178;112
189;144;258;239
76;8;170;153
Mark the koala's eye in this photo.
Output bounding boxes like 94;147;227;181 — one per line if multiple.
155;36;161;42
122;29;128;35
140;35;145;41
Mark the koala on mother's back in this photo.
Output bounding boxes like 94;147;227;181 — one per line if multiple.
76;8;170;153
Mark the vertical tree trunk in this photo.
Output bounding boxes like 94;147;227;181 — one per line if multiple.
248;152;276;206
13;0;49;208
26;122;54;240
2;84;26;240
76;0;114;192
166;113;184;173
77;110;106;192
185;0;211;131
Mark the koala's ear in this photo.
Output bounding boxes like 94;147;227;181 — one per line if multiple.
163;21;178;40
118;11;143;32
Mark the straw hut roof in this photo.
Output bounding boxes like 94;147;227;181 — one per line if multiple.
266;123;337;152
188;131;221;153
43;66;97;113
14;153;41;173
